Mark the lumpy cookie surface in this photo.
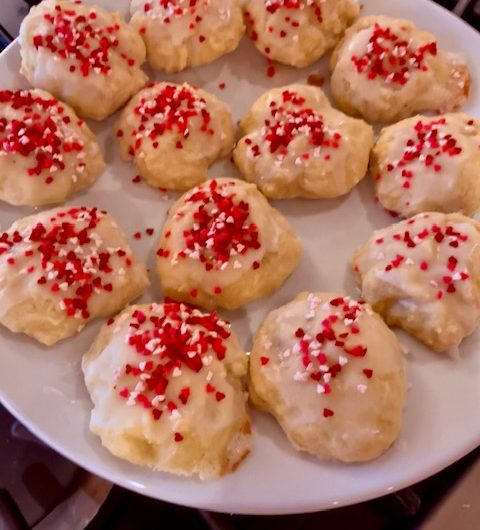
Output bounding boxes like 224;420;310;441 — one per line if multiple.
244;0;359;67
156;178;302;310
0;206;149;345
0;89;104;206
82;301;250;479
20;0;147;119
330;16;470;122
116;82;234;191
234;84;373;199
130;0;245;73
249;292;406;462
353;212;480;352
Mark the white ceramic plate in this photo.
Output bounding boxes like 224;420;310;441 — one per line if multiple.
0;0;479;515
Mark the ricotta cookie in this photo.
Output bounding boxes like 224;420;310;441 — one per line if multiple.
130;0;245;73
244;0;359;67
372;114;480;217
353;212;480;352
156;178;302;310
82;301;250;479
20;0;147;120
233;84;373;199
0;89;105;207
0;206;149;345
249;292;406;462
116;82;234;191
330;16;471;123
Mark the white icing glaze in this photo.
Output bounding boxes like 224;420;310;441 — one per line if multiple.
354;212;480;351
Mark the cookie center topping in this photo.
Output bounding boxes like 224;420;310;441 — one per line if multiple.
351;23;437;85
159;180;261;273
0;207;131;319
116;301;231;426
0;90;85;183
375;217;470;299
32;4;134;76
380;118;463;189
127;84;213;153
247;91;341;161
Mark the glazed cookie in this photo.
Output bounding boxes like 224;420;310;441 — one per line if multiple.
0;89;105;207
156;178;302;310
330;16;471;122
244;0;359;67
116;82;234;191
372;114;480;217
353;212;480;352
249;292;406;462
82;301;250;479
233;84;373;199
20;0;147;120
0;206;149;345
130;0;245;73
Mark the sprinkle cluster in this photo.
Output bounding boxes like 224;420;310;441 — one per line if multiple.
371;215;470;300
140;0;215;44
351;23;437;85
0;207;132;319
32;3;134;76
115;301;231;440
118;84;213;155
157;180;261;295
245;0;322;51
261;295;374;418
245;90;341;163
0;90;85;184
378;118;465;191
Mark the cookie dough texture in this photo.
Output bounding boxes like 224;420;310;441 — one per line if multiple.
156;178;302;310
0;89;104;207
372;114;480;218
353;212;480;352
130;0;245;72
20;0;147;120
82;301;251;479
244;0;359;67
116;82;234;191
249;292;406;462
0;206;149;345
233;84;373;199
330;16;471;123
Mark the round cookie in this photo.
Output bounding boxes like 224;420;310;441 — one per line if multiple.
0;206;149;345
372;114;480;218
353;212;480;352
330;16;471;123
130;0;245;73
116;82;234;191
156;178;302;310
20;0;147;120
244;0;359;68
233;84;373;199
0;89;105;207
249;292;406;462
82;301;250;479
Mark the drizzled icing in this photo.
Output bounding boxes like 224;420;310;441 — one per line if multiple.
373;115;480;216
351;23;437;85
31;1;137;76
112;301;232;438
117;83;213;156
259;294;374;418
354;212;480;351
0;207;134;320
0;89;85;185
